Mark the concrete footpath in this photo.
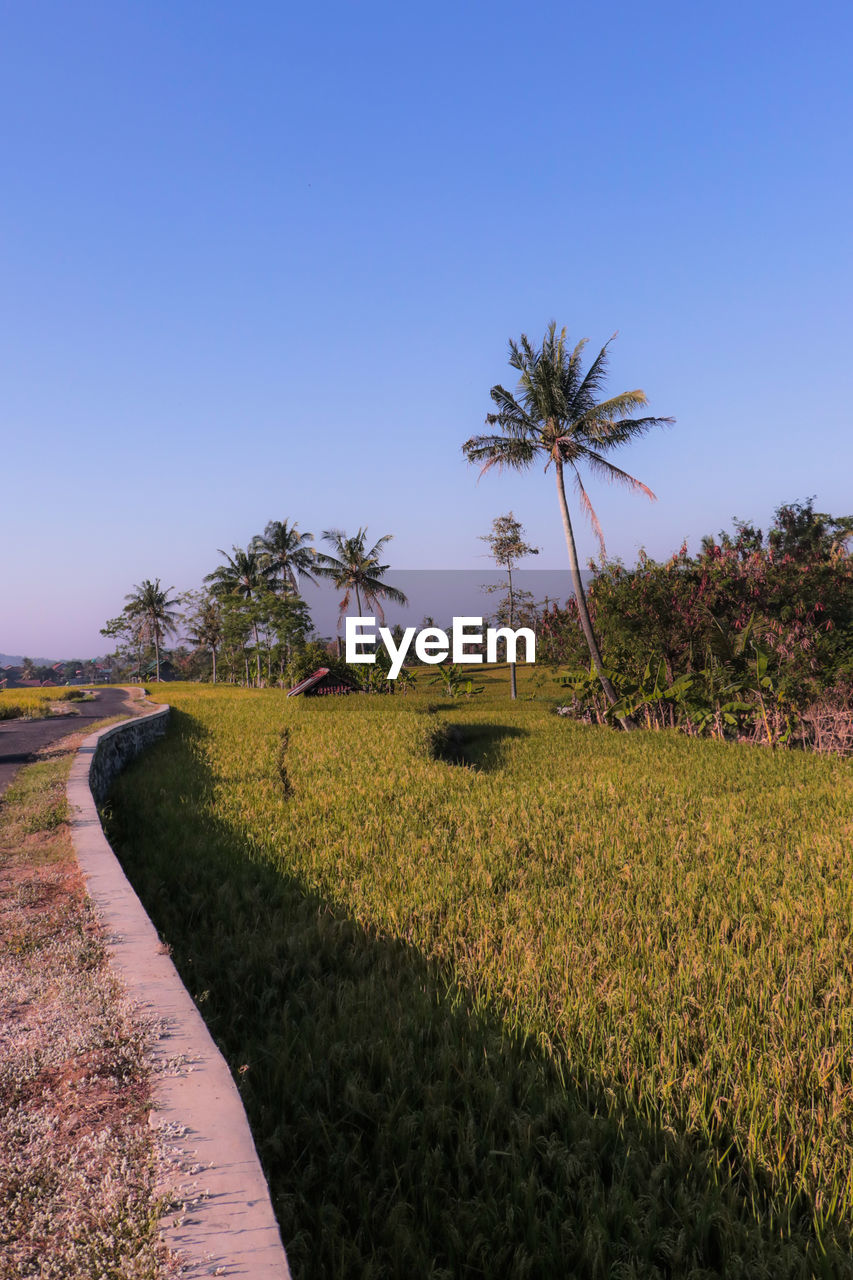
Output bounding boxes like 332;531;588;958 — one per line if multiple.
67;700;292;1279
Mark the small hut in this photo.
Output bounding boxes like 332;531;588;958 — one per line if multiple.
287;667;357;698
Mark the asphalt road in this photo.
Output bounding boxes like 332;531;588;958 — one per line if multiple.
0;688;139;799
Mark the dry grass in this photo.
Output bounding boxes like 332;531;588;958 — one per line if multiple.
0;739;176;1279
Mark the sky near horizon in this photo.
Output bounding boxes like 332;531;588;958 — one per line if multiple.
2;1;852;656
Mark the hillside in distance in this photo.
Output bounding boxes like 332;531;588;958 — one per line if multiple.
0;653;63;666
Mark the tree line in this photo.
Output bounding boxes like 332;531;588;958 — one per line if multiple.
104;323;669;694
98;320;851;750
101;523;410;686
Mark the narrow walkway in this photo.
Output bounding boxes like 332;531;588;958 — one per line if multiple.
0;688;141;798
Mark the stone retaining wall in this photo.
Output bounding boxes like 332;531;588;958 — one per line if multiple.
88;703;170;803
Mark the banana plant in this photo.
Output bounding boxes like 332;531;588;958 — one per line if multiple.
703;612;793;745
430;664;484;699
559;662;620;723
605;658;694;728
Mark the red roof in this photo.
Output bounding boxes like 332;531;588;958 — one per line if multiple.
287;667;356;697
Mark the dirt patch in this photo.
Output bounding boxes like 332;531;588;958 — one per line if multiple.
0;737;178;1278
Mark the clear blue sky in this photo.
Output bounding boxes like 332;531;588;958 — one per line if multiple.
2;1;851;656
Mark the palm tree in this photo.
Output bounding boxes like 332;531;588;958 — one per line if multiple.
124;578;181;682
184;593;223;684
462;324;674;725
315;527;409;626
204;546;267;686
252;519;317;596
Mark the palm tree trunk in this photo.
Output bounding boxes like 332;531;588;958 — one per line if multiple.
154;633;160;682
211;646;217;684
554;460;631;730
508;564;517;700
253;625;262;687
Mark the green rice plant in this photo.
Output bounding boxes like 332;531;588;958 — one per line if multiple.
106;682;853;1277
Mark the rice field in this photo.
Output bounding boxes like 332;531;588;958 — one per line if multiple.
0;687;87;720
105;679;853;1277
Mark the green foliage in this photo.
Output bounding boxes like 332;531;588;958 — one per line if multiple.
464;324;673;722
24;794;69;832
429;663;484;699
285;641;345;683
481;512;538;700
108;684;853;1276
203;545;315;686
542;500;853;738
123;578;181;683
315;527;408;626
480;511;539;577
252;519;318;594
183;591;224;681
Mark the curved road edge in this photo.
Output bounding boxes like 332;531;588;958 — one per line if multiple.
67;696;292;1279
0;685;141;798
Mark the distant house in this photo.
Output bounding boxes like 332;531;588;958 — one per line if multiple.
134;659;178;683
0;669;57;689
287;667;357;698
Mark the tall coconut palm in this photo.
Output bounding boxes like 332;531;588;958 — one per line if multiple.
124;578;181;682
315;527;408;625
462;324;674;725
204;546;267;686
252;519;318;596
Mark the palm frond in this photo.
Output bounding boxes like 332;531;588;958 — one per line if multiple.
203;545;265;599
320;528;347;552
462;434;538;475
336;589;352;623
579;387;647;420
487;384;537;436
582;408;675;449
574;334;616;410
569;464;607;557
362;580;408;607
579;448;657;500
507;332;539;373
365;532;394;562
315;528;407;618
313;556;347;582
255;520;318;591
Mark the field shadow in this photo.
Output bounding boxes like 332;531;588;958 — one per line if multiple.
103;709;850;1279
431;722;529;772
